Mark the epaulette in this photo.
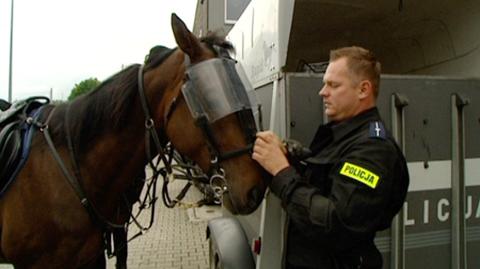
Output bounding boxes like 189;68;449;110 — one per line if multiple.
369;121;386;139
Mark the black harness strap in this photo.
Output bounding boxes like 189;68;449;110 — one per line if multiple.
195;113;254;165
218;109;257;161
42;108;85;201
137;64;173;175
43;128;94;213
42;106;125;229
65;105;84;191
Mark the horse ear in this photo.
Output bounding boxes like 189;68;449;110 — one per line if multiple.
171;13;201;59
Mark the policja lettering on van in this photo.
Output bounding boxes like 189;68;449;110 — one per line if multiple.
340;162;380;188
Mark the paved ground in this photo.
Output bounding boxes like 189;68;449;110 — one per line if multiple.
0;179;221;269
107;180;221;269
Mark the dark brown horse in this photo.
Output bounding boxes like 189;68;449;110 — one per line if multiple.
0;14;268;269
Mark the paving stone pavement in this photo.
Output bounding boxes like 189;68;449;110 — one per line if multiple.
0;179;221;269
106;179;221;269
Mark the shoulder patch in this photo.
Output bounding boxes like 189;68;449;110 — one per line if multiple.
340;162;380;188
369;121;386;139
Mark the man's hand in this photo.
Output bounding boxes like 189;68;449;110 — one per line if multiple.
252;131;290;176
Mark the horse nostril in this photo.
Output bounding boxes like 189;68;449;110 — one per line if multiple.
248;186;263;205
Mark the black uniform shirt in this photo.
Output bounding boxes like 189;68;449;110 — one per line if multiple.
270;107;409;269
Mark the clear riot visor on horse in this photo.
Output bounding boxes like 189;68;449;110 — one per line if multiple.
182;58;255;122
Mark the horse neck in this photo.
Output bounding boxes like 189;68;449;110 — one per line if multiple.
67;54;182;212
72;86;168;212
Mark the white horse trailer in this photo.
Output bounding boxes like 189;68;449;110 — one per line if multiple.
206;1;480;268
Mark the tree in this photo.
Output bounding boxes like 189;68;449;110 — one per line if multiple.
68;77;101;101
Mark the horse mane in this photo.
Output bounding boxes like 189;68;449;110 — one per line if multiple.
144;45;175;71
48;47;174;151
200;31;235;56
45;65;139;149
144;32;234;70
47;32;232;152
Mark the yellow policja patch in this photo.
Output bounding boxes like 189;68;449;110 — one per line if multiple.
340;162;380;189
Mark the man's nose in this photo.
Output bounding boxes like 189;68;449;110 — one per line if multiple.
319;86;326;96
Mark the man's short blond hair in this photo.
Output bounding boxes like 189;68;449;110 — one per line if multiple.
330;46;381;97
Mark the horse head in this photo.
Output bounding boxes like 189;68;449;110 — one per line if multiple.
141;14;270;215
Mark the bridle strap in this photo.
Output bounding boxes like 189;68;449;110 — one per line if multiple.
137;64;172;174
226;109;257;161
194;114;254;173
218;144;253;162
195;116;221;158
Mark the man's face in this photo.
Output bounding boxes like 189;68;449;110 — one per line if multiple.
320;57;361;122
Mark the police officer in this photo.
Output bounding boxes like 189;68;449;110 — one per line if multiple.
252;46;409;269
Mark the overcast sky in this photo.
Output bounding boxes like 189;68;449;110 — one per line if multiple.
0;0;197;101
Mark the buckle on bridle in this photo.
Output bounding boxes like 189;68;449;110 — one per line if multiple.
145;118;155;129
209;168;227;204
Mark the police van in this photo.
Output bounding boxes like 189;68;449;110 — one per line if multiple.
204;1;480;268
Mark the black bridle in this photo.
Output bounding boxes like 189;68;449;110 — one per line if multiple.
137;50;258;206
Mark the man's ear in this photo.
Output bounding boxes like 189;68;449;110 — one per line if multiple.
358;80;373;99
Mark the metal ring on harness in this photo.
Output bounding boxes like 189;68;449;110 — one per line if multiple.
209;169;227;204
145;118;154;129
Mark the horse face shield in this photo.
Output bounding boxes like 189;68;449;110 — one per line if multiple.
181;58;256;123
181;58;260;205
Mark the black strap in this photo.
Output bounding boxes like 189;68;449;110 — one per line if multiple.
195;114;254;164
43;127;89;207
218;144;253;161
137;65;172;175
64;104;125;229
42;106;125;229
65;105;84;188
42;111;88;218
195;116;221;158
